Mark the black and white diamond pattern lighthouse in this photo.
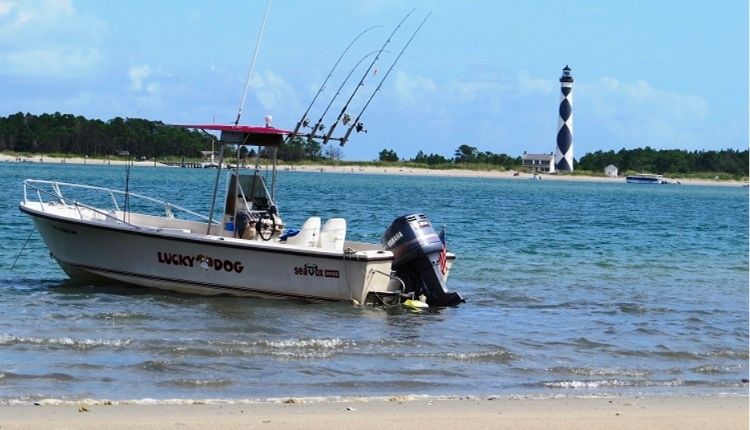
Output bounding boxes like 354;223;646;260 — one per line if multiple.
555;65;574;171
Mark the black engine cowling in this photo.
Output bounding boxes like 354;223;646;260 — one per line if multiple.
382;214;464;307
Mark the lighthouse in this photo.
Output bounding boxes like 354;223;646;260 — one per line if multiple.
555;65;574;171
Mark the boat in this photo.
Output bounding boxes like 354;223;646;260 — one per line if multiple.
625;173;668;184
19;124;464;307
19;8;463;307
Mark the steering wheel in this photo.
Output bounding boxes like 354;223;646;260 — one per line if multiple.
256;211;276;241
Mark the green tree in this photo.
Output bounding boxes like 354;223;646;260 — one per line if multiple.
378;149;399;162
277;136;306;161
454;144;478;163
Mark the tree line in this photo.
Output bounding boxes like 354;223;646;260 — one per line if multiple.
1;113;746;177
0;112;209;158
577;147;748;176
380;144;521;170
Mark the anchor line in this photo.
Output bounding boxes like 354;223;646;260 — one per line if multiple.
9;230;34;271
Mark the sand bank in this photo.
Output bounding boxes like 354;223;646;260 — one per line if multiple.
283;164;747;187
0;153;166;168
0;396;746;430
2;153;746;187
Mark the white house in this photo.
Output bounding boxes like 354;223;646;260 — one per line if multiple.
521;152;556;173
604;164;619;177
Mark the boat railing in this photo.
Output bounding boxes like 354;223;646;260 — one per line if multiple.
22;179;218;227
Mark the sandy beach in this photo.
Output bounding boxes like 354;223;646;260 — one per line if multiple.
2;153;746;187
0;396;746;430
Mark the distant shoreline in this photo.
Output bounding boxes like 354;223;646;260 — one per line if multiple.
2;153;747;188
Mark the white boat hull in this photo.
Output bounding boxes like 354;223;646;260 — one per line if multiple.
21;203;402;304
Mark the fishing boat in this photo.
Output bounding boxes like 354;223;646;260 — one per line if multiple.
625;173;668;184
18;7;463;307
19;124;464;307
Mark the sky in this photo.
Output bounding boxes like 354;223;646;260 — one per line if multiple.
0;0;747;161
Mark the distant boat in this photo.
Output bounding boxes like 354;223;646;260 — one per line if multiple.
626;174;668;184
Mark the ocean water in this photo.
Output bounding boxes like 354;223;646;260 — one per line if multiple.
0;162;747;403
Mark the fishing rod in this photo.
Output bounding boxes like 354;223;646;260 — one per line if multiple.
340;12;432;146
289;25;379;140
322;9;415;146
306;49;382;143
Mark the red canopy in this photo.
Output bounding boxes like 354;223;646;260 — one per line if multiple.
174;124;291;146
175;124;291;135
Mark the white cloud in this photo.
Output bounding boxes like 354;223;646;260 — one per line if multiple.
0;1;13;17
250;70;298;114
5;46;100;77
129;65;152;92
517;72;555;95
0;0;80;37
579;77;708;148
393;70;437;106
0;0;105;78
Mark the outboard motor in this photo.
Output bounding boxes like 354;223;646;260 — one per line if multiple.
382;214;464;307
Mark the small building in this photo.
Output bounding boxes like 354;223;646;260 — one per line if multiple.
604;164;619;177
201;150;219;168
521;152;556;173
200;150;218;160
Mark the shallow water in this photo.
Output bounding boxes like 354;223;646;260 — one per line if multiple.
0;163;747;402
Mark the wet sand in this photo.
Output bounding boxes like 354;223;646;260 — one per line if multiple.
0;396;746;430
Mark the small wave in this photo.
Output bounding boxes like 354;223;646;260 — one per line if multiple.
0;371;77;382
0;394;448;406
527;301;589;310
138;360;177;372
0;334;133;350
690;364;746;375
92;311;152;321
159;379;233;388
571;337;612;348
657;349;750;361
547;367;651;378
632;327;666;335
194;337;354;359
392;368;466;378
209;338;351;350
616;303;671;315
540;378;691;389
617;348;749;361
443;349;517;363
259;338;350;350
542;379;633;389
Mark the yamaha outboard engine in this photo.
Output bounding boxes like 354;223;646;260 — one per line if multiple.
383;214;464;307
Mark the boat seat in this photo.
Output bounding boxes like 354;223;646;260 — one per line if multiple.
285;216;321;247
318;218;346;251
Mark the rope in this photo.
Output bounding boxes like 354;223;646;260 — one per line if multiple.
9;230;34;271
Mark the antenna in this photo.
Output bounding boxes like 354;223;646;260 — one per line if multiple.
234;0;272;126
